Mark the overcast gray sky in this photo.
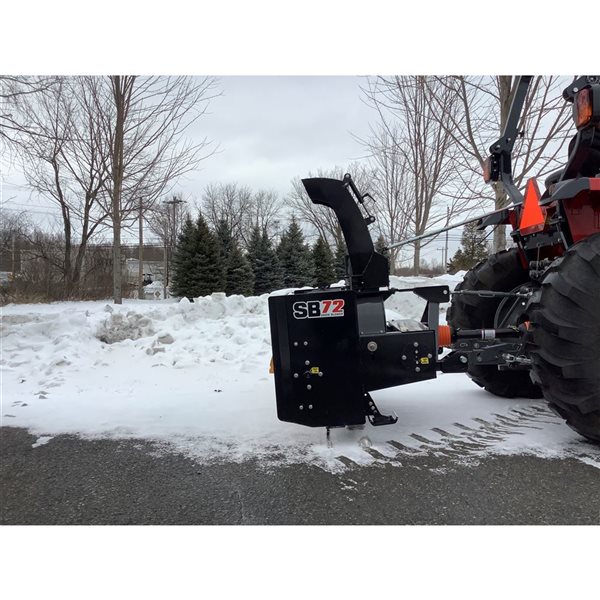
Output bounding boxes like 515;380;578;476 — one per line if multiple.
185;76;374;196
1;76;457;264
3;76;374;217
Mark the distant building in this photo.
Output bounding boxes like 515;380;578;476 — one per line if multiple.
124;258;164;285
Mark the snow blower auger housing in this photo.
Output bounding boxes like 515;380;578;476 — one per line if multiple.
268;283;446;428
268;175;522;429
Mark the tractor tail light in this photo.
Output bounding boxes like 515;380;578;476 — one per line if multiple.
574;88;593;129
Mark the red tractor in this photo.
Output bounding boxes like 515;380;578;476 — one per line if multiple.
448;75;600;442
268;75;600;443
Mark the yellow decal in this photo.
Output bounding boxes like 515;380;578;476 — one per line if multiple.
420;357;430;365
310;366;320;374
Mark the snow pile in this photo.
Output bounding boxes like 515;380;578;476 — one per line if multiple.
385;272;464;321
96;308;156;344
2;277;599;472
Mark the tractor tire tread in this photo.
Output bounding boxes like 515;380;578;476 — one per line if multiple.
527;233;600;442
448;248;542;399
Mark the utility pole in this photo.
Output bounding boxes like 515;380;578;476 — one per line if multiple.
138;197;144;300
444;206;450;270
11;231;16;277
163;240;168;300
437;247;446;271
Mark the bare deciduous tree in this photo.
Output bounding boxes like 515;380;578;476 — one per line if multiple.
0;220;116;303
88;75;220;303
425;75;573;251
364;76;472;273
0;76;58;143
360;124;414;273
202;182;253;240
242;189;283;246
7;77;112;293
6;76;219;302
0;210;30;279
200;183;283;247
104;75;134;304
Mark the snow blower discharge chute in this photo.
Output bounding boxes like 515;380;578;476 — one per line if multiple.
269;75;600;442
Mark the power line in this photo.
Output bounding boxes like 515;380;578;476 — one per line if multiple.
1;201;65;211
1;206;60;216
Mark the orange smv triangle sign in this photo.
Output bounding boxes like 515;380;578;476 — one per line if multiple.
519;178;545;234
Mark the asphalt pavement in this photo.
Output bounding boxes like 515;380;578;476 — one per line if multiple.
1;426;599;525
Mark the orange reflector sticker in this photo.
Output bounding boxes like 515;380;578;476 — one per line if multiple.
438;325;452;348
269;357;274;374
519;178;545;234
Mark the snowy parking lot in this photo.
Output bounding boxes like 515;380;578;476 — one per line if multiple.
2;275;600;473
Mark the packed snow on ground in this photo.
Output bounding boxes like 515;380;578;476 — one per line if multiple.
2;274;598;472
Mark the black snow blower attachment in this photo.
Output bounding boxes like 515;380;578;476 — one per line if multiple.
268;175;522;429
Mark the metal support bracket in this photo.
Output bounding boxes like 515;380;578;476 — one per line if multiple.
364;393;398;426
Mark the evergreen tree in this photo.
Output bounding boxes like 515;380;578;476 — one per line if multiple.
171;214;223;298
247;225;283;294
225;243;255;296
171;216;199;298
334;238;347;281
213;218;255;296
276;216;313;287
214;218;234;258
213;218;233;291
447;222;490;273
312;236;336;287
375;234;389;258
194;214;224;295
246;225;262;264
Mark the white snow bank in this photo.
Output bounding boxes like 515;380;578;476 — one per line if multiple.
2;277;599;472
385;273;461;322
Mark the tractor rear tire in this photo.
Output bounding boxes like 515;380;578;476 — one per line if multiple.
527;233;600;443
447;249;542;399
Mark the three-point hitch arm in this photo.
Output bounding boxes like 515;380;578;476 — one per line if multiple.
484;75;533;204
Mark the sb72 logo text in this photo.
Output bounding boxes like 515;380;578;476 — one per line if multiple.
292;299;345;319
